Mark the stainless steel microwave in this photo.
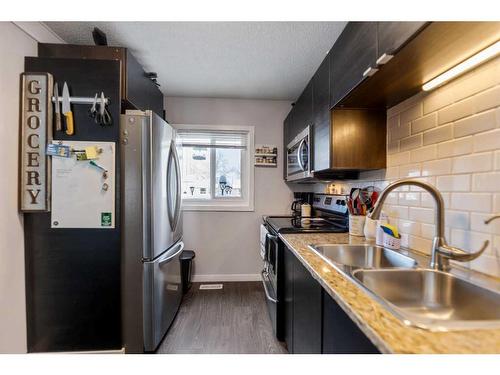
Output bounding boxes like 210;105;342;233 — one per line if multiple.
286;125;313;181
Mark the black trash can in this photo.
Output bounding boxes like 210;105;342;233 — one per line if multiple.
180;250;195;294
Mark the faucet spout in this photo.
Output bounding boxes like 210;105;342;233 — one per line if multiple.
369;178;488;271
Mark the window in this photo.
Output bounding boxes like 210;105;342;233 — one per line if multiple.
176;124;254;211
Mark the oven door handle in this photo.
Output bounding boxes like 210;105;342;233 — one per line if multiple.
261;270;277;303
266;232;278;242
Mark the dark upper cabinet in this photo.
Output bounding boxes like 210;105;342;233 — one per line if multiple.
293;81;314;135
124;49;164;118
292;253;322;354
330;22;378;107
322;290;380;354
38;43;164;118
312;53;331;172
377;22;427;57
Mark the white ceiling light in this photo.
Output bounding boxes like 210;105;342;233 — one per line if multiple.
422;40;500;91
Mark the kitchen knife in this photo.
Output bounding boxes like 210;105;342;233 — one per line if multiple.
53;83;62;131
62;82;74;135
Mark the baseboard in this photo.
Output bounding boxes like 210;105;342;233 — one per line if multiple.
192;274;261;282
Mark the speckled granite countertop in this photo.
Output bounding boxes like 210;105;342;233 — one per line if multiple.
280;232;500;354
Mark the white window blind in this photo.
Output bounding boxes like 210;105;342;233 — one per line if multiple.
177;130;248;149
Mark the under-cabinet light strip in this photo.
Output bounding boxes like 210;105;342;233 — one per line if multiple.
422;40;500;91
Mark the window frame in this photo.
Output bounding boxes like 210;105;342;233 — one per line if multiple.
174;124;255;212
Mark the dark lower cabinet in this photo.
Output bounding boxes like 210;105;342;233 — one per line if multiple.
322;290;380;354
283;246;294;352
292;253;322;354
282;246;380;354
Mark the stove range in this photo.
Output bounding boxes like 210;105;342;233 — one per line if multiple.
264;193;349;234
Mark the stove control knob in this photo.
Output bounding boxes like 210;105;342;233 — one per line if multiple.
340;200;346;206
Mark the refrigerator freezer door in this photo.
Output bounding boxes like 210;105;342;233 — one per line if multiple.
143;241;184;352
150;112;175;260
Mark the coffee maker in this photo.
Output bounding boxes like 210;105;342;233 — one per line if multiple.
291;192;313;218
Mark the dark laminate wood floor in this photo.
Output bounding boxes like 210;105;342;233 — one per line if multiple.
156;282;288;354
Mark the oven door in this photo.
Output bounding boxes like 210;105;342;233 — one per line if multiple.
287;126;312;181
262;230;280;337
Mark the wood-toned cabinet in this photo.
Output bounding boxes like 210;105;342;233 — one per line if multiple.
330;22;378;108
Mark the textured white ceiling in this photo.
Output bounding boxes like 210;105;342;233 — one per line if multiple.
44;22;346;100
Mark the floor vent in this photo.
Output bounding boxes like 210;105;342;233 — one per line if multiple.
199;284;223;290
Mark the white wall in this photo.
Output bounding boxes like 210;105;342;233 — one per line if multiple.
165;97;293;281
0;22;38;353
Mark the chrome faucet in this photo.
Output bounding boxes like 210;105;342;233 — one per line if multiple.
368;178;489;271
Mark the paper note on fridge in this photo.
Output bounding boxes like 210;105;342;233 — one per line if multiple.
51;140;115;228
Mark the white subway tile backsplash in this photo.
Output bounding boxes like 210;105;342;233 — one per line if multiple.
421;158;452;176
474;85;500;113
473;128;500;152
451;193;491;213
452;153;492;174
437;137;473;158
453;109;496;138
409;235;433;254
411;113;437;134
473;172;500;192
410;144;437;163
471;212;500;235
420;223;435;239
400;134;423;151
423;88;454;114
398;192;420;207
445;210;470;230
333;59;500;277
399;163;421;178
436;174;471;192
438;97;475;125
387;152;410;167
387;139;399;154
387;115;399;129
390;122;411;141
409;207;435;224
400;104;423;125
399;219;421;236
423;124;453;145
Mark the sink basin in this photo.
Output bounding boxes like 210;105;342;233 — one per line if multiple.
352;269;500;331
309;244;417;270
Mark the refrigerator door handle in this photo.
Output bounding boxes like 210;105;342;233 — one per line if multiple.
167;139;182;232
172;140;182;231
158;241;184;266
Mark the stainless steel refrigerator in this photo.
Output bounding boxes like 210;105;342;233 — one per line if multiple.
120;110;183;352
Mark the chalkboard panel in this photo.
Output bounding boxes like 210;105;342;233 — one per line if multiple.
24;57;122;352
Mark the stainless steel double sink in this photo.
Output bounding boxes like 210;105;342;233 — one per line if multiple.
309;244;500;332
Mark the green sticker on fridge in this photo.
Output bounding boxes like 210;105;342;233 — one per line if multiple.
101;212;112;226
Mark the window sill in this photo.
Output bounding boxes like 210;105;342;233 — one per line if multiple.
182;202;254;212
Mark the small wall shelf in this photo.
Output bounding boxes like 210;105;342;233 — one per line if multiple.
255;144;277;167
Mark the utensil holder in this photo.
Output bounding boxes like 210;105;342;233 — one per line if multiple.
383;233;401;250
349;215;366;237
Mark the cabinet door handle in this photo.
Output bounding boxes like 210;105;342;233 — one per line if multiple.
362;66;379;78
376;53;394;65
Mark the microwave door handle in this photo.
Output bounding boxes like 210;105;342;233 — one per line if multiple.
297;138;306;171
